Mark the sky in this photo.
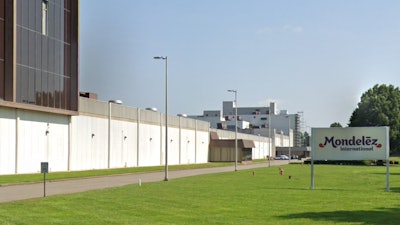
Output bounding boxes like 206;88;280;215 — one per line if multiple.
79;0;400;129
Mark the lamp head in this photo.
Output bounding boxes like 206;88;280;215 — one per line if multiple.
154;56;166;60
109;100;123;104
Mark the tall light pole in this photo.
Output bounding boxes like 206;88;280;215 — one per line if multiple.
268;106;272;167
154;56;168;181
108;99;123;169
227;89;238;171
287;115;291;163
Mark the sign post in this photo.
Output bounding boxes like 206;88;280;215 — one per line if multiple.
311;127;390;191
41;162;49;197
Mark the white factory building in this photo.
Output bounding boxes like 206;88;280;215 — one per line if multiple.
189;101;303;147
0;96;309;175
1;96;297;175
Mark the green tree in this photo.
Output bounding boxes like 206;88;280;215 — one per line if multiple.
349;84;400;154
303;131;310;146
330;122;343;127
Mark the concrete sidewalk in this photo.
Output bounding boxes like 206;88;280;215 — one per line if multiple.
0;160;289;203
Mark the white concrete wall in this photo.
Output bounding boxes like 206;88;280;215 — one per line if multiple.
138;123;162;167
0;108;16;174
0;96;295;175
0;98;211;175
70;115;108;171
167;126;180;165
195;131;210;163
0;109;70;174
17;110;69;173
253;140;271;159
109;120;137;168
180;128;195;164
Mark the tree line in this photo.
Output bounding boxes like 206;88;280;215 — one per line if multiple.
330;84;400;154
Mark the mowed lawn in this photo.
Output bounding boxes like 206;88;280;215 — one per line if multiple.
1;164;400;225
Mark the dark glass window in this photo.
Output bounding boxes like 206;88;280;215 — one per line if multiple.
55;41;60;74
48;73;54;107
60;77;66;108
41;36;48;71
64;76;70;109
48;1;54;37
35;71;42;105
35;33;42;68
35;0;42;33
28;0;36;30
16;0;77;111
41;72;48;107
64;9;70;43
54;75;60;108
0;0;4;19
19;67;28;103
21;0;29;28
0;20;4;60
28;31;35;67
0;60;3;97
64;0;70;11
16;26;22;64
64;43;70;76
20;28;28;65
54;3;61;39
16;0;22;24
48;38;54;72
28;69;35;104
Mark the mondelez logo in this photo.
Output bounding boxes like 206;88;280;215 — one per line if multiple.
319;136;382;148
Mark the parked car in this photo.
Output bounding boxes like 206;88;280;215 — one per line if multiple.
281;155;289;160
275;155;289;160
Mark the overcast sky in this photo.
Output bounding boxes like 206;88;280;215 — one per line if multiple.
79;0;400;128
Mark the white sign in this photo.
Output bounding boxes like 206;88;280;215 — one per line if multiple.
312;127;389;160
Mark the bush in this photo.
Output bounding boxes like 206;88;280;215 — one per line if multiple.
303;160;377;166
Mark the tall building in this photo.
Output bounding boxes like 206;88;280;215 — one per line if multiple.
0;0;79;114
190;101;303;147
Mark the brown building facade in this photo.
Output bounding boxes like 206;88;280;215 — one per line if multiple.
0;0;78;114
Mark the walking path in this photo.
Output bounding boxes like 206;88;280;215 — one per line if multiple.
0;160;289;203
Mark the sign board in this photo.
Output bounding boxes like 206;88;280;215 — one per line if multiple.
312;127;389;161
41;162;49;174
310;127;390;192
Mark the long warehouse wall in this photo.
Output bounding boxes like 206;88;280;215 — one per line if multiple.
0;98;281;175
0;98;210;175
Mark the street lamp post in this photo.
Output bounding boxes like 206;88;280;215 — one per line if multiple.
154;56;168;181
108;99;123;169
287;115;291;163
227;89;238;171
268;107;272;167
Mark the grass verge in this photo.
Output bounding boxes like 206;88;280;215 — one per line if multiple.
1;164;400;224
0;162;235;185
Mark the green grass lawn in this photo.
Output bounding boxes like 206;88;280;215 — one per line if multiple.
1;164;400;224
0;162;234;185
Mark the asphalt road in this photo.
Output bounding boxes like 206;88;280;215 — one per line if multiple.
0;160;289;203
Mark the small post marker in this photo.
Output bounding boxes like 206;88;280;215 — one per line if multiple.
41;162;49;197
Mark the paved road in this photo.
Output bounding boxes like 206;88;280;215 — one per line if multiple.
0;160;289;203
